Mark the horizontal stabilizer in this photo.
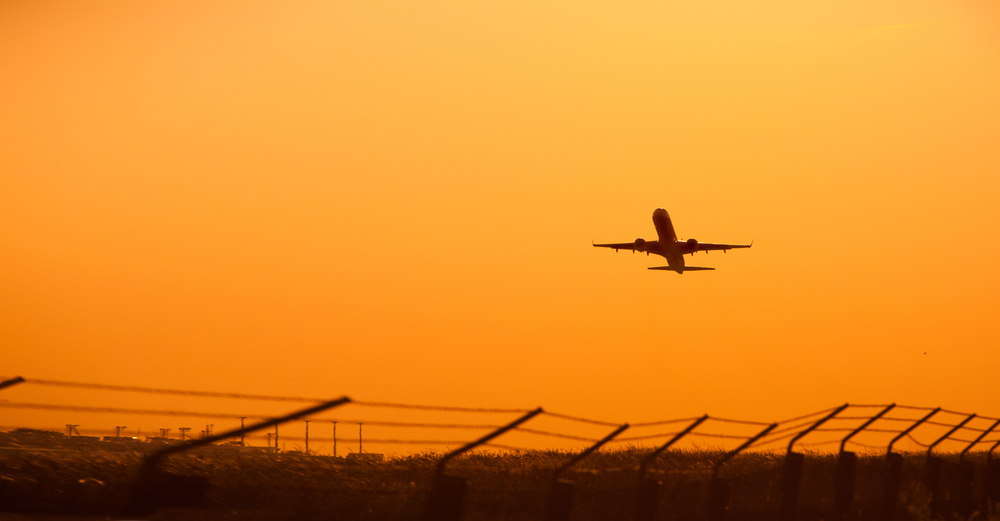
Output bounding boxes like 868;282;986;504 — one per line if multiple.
648;266;715;272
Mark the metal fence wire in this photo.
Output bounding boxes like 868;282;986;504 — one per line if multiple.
2;376;1000;520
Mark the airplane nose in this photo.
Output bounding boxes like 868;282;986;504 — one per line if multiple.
653;208;668;217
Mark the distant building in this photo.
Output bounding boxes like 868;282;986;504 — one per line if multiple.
145;436;184;445
102;436;141;443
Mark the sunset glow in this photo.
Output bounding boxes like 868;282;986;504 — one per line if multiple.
2;0;999;454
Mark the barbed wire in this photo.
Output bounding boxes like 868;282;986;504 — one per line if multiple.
11;377;534;414
6;378;1000;455
10;376;999;425
955;425;989;432
747;431;801;449
7;376;997;428
513;428;599;442
751;424;911;451
892;408;998;422
705;415;772;426
353;401;531;414
630;417;702;428
762;418;829;438
19;378;326;403
939;408;973;416
689;432;754;440
613;431;683;442
865;428;907;434
775;406;839;425
880;416;928;422
925;420;984;430
540;411;621;427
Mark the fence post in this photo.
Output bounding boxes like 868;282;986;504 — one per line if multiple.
544;423;629;521
778;404;849;521
987;440;1000;516
881;408;939;521
954;459;975;519
633;416;707;521
926;413;976;519
881;452;904;521
957;418;1000;518
778;453;805;521
706;423;777;521
424;407;542;521
959;419;999;462
832;404;895;521
831;452;857;521
121;396;351;518
0;376;25;391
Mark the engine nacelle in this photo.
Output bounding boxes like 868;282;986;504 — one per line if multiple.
634;238;646;251
687;238;698;252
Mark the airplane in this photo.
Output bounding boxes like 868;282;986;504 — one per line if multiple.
593;208;752;273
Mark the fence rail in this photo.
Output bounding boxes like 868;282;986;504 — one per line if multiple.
2;375;999;520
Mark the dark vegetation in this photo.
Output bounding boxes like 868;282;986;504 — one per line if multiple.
0;444;994;520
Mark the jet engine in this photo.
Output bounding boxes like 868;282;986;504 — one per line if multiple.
687;238;698;252
634;238;646;252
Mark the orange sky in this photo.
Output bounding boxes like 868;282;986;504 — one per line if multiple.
2;1;999;453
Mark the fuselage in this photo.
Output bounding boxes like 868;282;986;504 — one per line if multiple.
642;208;700;272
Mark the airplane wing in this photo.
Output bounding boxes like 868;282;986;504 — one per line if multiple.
593;241;644;252
691;241;752;253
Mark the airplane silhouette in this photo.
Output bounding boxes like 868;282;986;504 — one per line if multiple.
593;208;752;273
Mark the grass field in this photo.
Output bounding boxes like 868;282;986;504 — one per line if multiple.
0;446;996;520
